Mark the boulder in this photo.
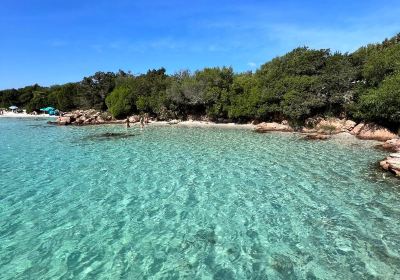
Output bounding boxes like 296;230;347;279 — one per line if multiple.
303;133;330;140
351;123;397;141
83;118;93;125
255;122;293;133
351;123;365;135
57;116;72;125
380;155;400;176
381;139;400;152
343;120;357;131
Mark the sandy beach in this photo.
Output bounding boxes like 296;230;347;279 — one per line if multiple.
0;111;57;118
147;120;256;129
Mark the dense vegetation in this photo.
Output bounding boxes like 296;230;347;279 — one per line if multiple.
1;34;399;130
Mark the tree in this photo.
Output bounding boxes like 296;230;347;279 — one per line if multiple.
355;72;400;129
105;86;134;119
78;72;116;110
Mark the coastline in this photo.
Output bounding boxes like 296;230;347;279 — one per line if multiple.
4;113;400;177
145;120;255;129
0;112;57;118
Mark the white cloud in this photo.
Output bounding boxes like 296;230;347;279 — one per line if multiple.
247;62;257;68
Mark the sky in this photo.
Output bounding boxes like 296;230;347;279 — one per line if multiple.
0;0;399;89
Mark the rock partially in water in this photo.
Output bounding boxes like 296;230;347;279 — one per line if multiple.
83;132;135;141
254;121;293;133
380;139;400;152
58;116;72;125
302;133;331;140
380;153;400;176
351;123;398;141
56;110;116;126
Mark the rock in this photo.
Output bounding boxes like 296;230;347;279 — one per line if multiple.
380;156;400;176
343;120;357;131
128;115;140;123
352;123;397;141
317;118;356;134
304;118;358;134
255;122;293;133
305;117;324;128
381;139;400;152
301;127;316;133
54;110;119;126
83;118;93;124
350;123;365;135
303;133;331;140
57;116;72;125
380;160;390;170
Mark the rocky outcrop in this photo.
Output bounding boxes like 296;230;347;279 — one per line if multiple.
380;153;400;176
350;123;397;141
254;121;293;133
304;118;357;134
54;110;117;126
304;118;398;141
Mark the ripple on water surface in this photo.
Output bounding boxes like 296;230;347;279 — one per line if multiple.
0;118;399;279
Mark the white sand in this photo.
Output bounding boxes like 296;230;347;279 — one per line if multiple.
0;111;56;118
146;120;255;129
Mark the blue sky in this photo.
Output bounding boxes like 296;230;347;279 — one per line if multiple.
0;0;399;89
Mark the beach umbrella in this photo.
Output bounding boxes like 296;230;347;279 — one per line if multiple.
9;105;18;110
40;107;55;112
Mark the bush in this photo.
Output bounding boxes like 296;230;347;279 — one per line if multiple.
105;86;134;119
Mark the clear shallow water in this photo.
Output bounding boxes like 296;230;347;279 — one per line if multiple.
0;118;399;280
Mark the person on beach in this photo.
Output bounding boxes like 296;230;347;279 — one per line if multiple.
140;115;144;129
126;118;130;128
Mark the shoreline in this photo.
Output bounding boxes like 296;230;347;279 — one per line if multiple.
145;120;255;129
0;112;57;118
3;113;399;177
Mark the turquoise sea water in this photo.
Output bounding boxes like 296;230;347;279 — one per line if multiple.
0;118;399;280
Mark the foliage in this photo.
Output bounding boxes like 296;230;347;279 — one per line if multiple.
105;86;134;119
354;72;400;128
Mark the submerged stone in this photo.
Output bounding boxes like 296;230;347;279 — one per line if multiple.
83;132;135;141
